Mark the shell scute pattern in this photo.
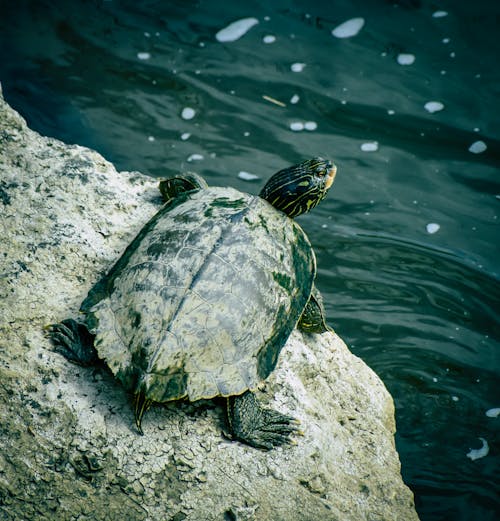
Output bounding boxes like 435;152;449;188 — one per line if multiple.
86;187;315;403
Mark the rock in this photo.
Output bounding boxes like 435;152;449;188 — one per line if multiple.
0;85;419;521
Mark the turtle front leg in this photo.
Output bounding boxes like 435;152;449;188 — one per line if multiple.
46;318;99;366
298;285;331;334
227;391;300;450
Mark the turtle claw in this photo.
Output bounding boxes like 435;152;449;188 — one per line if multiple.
133;392;153;435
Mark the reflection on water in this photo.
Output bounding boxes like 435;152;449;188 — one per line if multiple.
1;1;499;519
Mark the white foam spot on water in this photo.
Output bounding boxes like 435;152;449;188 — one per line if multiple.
180;133;191;141
424;101;444;113
304;121;318;131
290;94;300;104
387;109;395;115
432;10;448;18
486;408;500;418
290;121;304;131
137;52;151;60
215;18;259;42
263;35;276;44
361;141;379;152
426;223;440;234
397;53;415;65
466;438;489;461
238;171;260;181
291;62;306;72
187;153;204;162
181;107;196;120
147;136;155;142
468;140;487;154
243;131;250;137
332;17;365;38
442;37;451;44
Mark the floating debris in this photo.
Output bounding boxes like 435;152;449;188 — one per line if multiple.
466;438;489;461
289;121;317;132
291;62;306;72
432;11;448;18
332;18;365;39
180;133;191;141
397;53;415;65
238;171;260;181
290;121;304;131
147;136;155;142
486;408;500;418
181;107;196;120
360;141;379;152
468;140;487;154
290;94;300;104
187;153;204;162
137;52;151;60
424;101;444;113
262;95;286;107
263;35;276;44
426;223;440;234
215;18;259;42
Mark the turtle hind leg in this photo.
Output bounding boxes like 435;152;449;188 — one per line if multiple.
46;318;98;366
227;391;301;450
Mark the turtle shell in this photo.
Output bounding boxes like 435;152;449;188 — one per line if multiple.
81;187;315;403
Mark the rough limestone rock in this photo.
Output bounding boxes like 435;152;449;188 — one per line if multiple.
0;85;419;521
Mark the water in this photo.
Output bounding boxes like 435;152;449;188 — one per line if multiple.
1;1;499;519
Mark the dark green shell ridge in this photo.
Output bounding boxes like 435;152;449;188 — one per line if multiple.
257;224;315;380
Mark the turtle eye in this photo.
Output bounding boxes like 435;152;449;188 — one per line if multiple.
313;158;333;177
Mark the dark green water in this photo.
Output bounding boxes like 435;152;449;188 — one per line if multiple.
1;1;499;519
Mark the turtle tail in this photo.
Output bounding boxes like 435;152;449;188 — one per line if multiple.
133;392;153;435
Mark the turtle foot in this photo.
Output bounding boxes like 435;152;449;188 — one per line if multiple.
227;391;301;450
46;318;98;366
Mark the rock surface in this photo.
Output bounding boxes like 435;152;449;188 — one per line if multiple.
0;86;419;521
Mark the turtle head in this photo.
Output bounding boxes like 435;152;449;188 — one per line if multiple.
259;157;336;217
159;173;208;203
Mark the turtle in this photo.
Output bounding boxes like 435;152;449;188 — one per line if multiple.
48;157;336;450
